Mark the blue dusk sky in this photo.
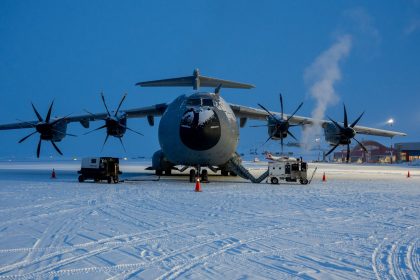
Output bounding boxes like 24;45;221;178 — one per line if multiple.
0;1;419;159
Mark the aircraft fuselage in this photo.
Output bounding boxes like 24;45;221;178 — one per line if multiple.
158;92;238;166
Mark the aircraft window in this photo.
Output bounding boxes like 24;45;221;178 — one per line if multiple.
202;99;214;106
186;99;201;106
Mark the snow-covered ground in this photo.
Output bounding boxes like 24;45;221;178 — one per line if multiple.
0;160;419;279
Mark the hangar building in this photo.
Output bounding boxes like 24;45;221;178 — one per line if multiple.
394;142;420;162
333;140;395;163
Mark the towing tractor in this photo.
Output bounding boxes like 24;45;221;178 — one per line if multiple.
266;156;311;185
78;157;121;183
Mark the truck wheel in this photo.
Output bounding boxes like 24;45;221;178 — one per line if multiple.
107;177;112;184
271;177;279;184
78;175;84;183
300;179;309;185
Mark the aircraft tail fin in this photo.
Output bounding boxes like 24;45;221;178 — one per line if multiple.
136;69;255;90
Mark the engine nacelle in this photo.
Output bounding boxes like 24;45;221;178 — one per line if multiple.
323;123;351;145
267;116;288;140
152;150;175;175
50;119;68;142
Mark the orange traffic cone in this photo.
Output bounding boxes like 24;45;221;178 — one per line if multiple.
51;168;56;179
322;172;326;182
407;171;410;178
195;177;202;192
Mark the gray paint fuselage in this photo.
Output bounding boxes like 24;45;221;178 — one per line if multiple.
158;92;238;166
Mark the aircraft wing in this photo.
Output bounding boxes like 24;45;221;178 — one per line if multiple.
0;103;168;130
0;121;38;131
65;103;168;122
230;104;407;138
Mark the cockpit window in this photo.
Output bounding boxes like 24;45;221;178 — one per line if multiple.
186;98;201;106
202;99;214;107
186;98;214;107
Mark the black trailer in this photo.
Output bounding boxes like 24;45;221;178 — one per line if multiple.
78;157;121;183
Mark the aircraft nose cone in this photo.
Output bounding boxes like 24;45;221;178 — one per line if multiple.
179;108;221;151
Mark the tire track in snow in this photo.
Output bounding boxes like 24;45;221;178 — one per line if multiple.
0;222;205;279
372;225;419;280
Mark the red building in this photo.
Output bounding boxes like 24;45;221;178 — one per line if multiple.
333;140;395;163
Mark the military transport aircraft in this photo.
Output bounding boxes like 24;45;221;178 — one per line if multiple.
0;69;406;182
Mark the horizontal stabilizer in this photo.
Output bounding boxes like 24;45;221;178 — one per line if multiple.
136;69;255;90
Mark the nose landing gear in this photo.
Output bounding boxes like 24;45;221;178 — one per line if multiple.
189;165;209;183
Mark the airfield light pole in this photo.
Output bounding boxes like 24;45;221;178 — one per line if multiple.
387;118;394;164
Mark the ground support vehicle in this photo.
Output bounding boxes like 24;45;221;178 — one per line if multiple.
266;157;313;185
78;157;121;183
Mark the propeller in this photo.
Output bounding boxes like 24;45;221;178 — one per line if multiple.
84;92;143;151
18;101;72;158
251;93;303;150
324;104;368;163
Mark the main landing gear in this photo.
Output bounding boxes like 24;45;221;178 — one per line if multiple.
189;165;209;183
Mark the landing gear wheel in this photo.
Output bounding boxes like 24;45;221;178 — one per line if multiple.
221;170;229;176
114;177;119;183
201;169;208;182
230;171;237;177
94;178;100;182
300;179;309;185
165;169;172;175
78;175;84;183
107;176;112;184
156;170;163;176
271;177;279;184
189;169;196;183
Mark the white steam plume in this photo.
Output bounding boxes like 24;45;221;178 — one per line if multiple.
301;35;352;150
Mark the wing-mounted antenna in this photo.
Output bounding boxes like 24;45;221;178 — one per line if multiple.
136;69;255;91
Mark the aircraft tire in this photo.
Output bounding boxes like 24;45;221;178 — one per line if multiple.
189;169;196;183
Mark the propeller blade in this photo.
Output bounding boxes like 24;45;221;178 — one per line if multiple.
101;134;110;152
327;116;343;130
101;92;111;117
18;131;37;143
118;137;126;152
287;130;298;141
37;138;42;158
286;102;304;122
353;138;368;153
280;93;284;120
343;104;348;128
346;143;350;163
249;124;276;128
31;103;43;122
50;113;73;126
51;141;63;155
281;136;284;151
45;100;54;123
263;135;272;145
350;111;365;128
125;126;144;136
258;103;277;120
114;93;127;117
325;143;340;156
83;124;107;135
